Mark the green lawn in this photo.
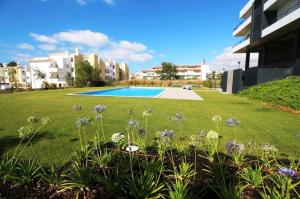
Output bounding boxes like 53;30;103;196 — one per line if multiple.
0;87;300;165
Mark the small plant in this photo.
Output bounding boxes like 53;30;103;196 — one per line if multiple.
92;149;113;169
125;171;165;199
239;166;264;189
260;171;300;199
226;140;245;166
0;155;15;184
43;165;65;187
13;157;42;187
168;179;189;199
173;162;196;183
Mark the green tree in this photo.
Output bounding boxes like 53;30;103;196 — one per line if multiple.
75;61;93;87
7;61;17;67
157;62;179;80
65;72;74;87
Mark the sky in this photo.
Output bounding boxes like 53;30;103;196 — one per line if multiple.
0;0;258;73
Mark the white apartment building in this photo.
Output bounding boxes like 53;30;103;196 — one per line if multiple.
29;52;72;89
137;64;209;80
0;63;31;88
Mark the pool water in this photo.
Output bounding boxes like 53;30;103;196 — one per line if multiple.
78;87;165;98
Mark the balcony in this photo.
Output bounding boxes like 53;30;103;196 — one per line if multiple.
264;0;284;11
232;36;251;53
262;2;300;37
240;0;255;18
233;15;252;36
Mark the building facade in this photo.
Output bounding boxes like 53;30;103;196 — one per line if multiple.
226;0;300;93
28;49;130;89
0;63;30;89
137;64;209;80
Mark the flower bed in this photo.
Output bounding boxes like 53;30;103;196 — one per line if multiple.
0;106;299;199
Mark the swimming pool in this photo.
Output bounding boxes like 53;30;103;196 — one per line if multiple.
77;87;165;98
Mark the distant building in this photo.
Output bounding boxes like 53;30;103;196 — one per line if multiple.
0;63;30;89
29;48;130;89
225;0;300;93
29;52;72;89
136;64;209;80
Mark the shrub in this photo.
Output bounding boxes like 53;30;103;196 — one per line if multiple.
239;77;300;110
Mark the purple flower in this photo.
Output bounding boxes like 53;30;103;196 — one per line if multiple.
172;113;183;123
226;141;244;155
226;118;240;127
94;105;106;113
278;167;296;177
161;130;174;142
76;117;90;128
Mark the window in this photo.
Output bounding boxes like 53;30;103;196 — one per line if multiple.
71;57;73;62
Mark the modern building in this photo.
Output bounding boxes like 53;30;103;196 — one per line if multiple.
29;48;130;89
137;64;209;80
29;52;72;89
0;63;30;89
225;0;300;93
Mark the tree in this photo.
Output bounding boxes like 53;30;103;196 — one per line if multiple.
7;67;18;91
75;61;93;87
156;62;179;80
7;61;17;67
0;63;3;67
65;72;74;87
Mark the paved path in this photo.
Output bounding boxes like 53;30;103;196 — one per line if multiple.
157;87;203;100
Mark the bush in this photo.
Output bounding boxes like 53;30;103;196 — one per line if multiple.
239;77;300;110
203;80;212;88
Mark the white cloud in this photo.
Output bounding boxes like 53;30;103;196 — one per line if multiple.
101;0;115;5
76;0;88;6
16;43;34;50
12;53;32;62
29;29;154;62
37;44;58;51
30;30;109;48
30;33;58;44
208;47;258;71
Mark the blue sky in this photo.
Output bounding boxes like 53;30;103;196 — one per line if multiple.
0;0;251;72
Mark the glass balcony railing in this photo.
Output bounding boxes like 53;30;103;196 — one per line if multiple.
234;15;251;31
232;35;250;48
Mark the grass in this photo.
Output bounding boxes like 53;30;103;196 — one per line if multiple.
239;77;300;110
0;87;300;165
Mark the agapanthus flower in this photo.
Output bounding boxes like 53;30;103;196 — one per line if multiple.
172;113;183;123
199;131;208;138
27;116;40;123
278;167;296;177
128;120;139;128
41;118;52;125
226;118;240;127
189;135;198;146
76;117;90;128
206;130;219;140
73;104;82;112
161;129;174;142
261;143;278;154
94;105;106;114
126;145;139;152
128;108;135;116
18;126;34;138
95;114;102;121
143;109;153;118
138;128;146;137
226;141;244;155
212;115;222;123
111;132;125;143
